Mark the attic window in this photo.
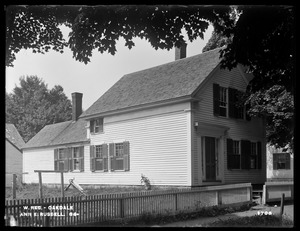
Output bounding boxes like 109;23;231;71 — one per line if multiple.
90;118;103;134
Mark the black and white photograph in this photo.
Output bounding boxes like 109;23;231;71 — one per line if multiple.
5;5;294;227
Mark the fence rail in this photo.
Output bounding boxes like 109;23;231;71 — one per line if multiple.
5;183;251;227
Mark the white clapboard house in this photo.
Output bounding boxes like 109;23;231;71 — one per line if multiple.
22;46;266;187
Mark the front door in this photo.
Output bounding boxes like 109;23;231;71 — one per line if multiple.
205;136;216;181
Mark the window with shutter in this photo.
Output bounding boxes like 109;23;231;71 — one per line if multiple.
108;142;130;171
93;144;108;171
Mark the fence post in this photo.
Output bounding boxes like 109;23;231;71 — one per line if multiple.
119;198;124;218
38;172;43;199
280;193;285;216
12;174;17;199
174;193;178;211
60;172;64;199
262;184;266;205
45;204;50;227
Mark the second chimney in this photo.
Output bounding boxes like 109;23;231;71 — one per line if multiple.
72;92;83;121
175;42;187;60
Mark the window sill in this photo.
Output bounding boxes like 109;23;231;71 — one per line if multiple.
228;169;261;171
71;170;83;173
93;170;108;173
215;115;247;122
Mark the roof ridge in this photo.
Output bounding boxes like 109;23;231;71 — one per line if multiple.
122;47;223;78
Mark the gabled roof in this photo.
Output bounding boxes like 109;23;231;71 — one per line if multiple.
6;123;25;150
80;47;222;118
22;119;89;149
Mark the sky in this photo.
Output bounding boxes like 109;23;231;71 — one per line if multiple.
5;25;213;111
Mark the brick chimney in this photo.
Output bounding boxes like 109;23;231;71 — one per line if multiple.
175;42;187;60
72;92;83;121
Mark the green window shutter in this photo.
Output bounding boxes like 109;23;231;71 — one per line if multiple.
90;145;95;172
241;140;251;169
80;146;84;172
66;148;72;172
109;143;115;171
54;149;58;171
123;141;130;171
273;153;278;170
103;144;108;171
257;142;262;169
285;153;290;169
227;139;233;169
90;120;94;133
213;83;220;116
228;87;237;118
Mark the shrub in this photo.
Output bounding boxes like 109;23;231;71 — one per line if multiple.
140;174;151;190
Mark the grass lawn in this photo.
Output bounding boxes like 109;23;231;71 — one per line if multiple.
209;214;293;227
5;183;178;200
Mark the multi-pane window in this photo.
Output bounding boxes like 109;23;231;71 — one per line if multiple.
227;139;261;170
57;149;65;171
115;143;124;157
227;140;241;169
273;153;290;170
95;145;103;158
219;87;227;117
72;147;81;171
90;118;104;134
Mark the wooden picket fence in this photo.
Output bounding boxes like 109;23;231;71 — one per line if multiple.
5;183;251;227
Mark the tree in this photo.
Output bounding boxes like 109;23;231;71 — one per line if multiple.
5;5;232;66
6;76;72;142
5;5;295;149
207;5;294;150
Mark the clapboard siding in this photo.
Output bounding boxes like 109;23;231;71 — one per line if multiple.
23;106;190;186
6;140;23;186
192;66;266;185
89;109;189;186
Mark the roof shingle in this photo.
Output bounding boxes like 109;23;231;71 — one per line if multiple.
80;47;222;118
22;119;88;149
6;124;25;150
